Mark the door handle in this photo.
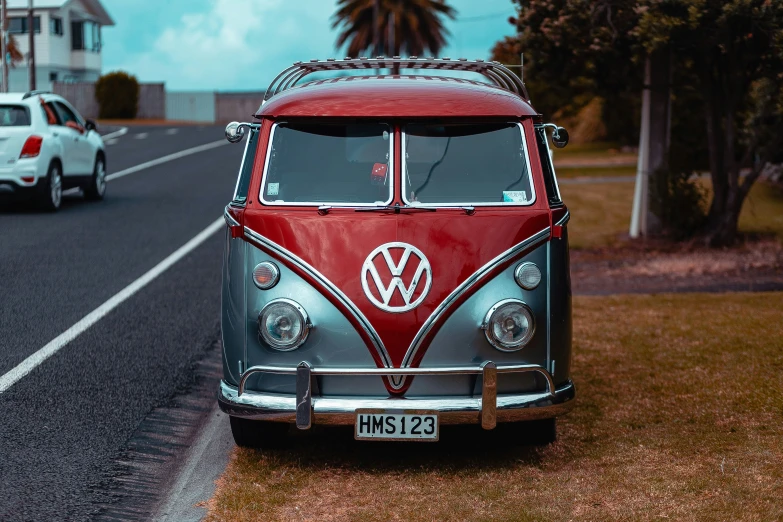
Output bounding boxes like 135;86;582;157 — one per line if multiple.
52;132;59;137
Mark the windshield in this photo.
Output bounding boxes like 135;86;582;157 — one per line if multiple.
0;105;31;127
261;122;393;205
403;122;534;206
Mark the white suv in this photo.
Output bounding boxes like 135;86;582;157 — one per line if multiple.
0;91;107;211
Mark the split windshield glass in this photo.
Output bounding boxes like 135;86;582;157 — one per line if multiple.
402;122;535;206
261;122;393;205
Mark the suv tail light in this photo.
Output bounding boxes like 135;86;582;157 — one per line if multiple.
20;135;43;158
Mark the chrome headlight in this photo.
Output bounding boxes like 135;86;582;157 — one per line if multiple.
252;261;280;289
514;262;541;290
482;299;535;351
258;298;310;351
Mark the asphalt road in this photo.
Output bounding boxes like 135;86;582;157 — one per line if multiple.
0;125;241;520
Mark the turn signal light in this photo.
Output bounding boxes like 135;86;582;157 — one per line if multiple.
20;135;43;158
252;262;280;290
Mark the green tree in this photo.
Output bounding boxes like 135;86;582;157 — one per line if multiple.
498;0;783;246
332;0;456;59
95;71;139;119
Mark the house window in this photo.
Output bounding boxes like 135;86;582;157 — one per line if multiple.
49;72;58;82
71;20;101;52
50;16;63;36
8;16;41;34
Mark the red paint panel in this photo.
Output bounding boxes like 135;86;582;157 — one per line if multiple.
243;208;549;372
258;77;538;119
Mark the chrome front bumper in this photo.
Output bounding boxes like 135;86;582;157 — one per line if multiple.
218;362;576;430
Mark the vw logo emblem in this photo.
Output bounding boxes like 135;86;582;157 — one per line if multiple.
361;242;432;313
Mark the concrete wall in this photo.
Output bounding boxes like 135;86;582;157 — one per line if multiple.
52;81;165;120
215;92;264;124
137;83;165;120
166;91;215;123
46;83;264;123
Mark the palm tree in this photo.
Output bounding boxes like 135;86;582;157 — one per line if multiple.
332;0;456;61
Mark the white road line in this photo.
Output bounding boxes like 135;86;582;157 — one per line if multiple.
165;128;179;135
134;132;149;140
106;140;228;182
61;140;228;198
102;127;128;141
0;217;225;394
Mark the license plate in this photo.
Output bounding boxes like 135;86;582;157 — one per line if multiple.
355;410;439;441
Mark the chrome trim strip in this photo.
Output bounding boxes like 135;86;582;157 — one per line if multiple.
219;379;575;425
238;362;556;396
242;226;398;384
223;206;241;227
555;210;570;227
401;227;551;371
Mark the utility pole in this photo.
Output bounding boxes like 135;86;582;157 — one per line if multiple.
373;0;380;57
0;0;6;93
28;0;35;90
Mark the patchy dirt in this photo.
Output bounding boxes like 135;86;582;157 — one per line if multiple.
572;239;783;295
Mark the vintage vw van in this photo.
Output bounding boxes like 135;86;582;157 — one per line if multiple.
218;58;574;447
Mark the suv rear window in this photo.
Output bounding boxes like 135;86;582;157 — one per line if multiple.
0;105;31;126
402;123;535;206
261;122;393;205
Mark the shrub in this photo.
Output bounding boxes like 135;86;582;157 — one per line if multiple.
95;71;139;119
650;167;707;240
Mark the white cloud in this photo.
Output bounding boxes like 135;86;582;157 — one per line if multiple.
116;0;338;90
106;0;516;91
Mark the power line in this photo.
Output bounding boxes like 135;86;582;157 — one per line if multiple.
455;10;513;23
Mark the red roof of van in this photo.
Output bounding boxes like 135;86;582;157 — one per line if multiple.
255;76;538;119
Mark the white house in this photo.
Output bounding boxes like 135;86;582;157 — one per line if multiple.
4;0;114;92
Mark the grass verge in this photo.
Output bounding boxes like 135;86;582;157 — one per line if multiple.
560;180;783;249
206;293;783;521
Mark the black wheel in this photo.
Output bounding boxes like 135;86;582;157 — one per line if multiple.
505;418;557;445
84;154;106;201
229;416;289;448
38;161;62;212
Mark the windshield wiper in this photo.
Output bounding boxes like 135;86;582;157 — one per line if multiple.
355;203;436;213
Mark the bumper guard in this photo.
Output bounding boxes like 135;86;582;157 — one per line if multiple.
218;362;575;430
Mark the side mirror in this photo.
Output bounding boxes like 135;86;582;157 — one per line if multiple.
552;126;569;149
85;119;97;132
225;121;245;144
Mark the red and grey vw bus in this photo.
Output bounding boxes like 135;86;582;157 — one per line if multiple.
219;58;573;446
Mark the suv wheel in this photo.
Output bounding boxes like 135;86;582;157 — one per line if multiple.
229;416;289;449
39;162;62;212
84;155;106;201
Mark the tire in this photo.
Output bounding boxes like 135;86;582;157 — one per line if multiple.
84;154;106;201
229;416;289;449
38;161;62;212
506;418;557;446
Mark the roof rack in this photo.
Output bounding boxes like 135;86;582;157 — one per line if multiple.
263;57;529;102
22;90;52;99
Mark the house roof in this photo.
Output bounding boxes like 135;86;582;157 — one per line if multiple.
6;0;114;26
256;76;539;119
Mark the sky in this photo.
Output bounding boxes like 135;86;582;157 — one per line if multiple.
100;0;519;91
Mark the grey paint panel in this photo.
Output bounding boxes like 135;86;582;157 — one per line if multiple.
241;243;387;396
220;229;246;386
407;243;550;396
548;226;572;384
